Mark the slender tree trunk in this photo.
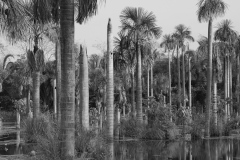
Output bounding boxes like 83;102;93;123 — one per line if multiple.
213;69;218;127
53;79;57;119
26;77;32;118
33;71;40;119
136;41;143;124
56;40;61;122
188;57;192;121
79;45;89;130
168;50;172;121
150;64;153;97
227;55;230;120
60;0;75;159
177;45;181;108
224;56;228;122
182;47;186;108
107;19;114;139
75;98;80;131
206;18;213;137
229;56;232;116
131;71;136;117
237;54;240;116
147;66;149;108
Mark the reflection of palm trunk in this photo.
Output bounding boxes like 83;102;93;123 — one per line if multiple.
107;141;114;160
183;140;186;160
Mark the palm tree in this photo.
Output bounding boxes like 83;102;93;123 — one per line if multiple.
235;36;240;115
79;45;89;131
214;19;237;121
59;0;75;159
197;0;227;137
160;34;174;120
107;18;114;139
120;7;161;123
173;24;194;109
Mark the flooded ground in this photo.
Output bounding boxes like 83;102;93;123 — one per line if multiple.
0;123;240;160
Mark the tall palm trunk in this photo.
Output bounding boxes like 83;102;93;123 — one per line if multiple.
177;45;181;108
168;50;172;121
182;47;186;108
224;56;228;122
237;54;240;115
56;40;61;122
206;17;213;137
53;79;57;119
26;77;32;118
60;0;75;159
80;45;89;130
131;70;136;117
213;69;217;127
150;64;153;97
136;41;143;124
107;19;114;139
33;71;40;119
229;56;232;116
33;36;40;119
147;66;149;109
227;55;230;120
188;56;192;121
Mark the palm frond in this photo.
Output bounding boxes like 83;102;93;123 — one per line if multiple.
3;54;14;69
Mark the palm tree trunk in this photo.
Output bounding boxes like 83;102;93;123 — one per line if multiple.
56;40;61;122
224;56;228;122
136;41;143;124
60;0;75;159
79;45;89;130
182;47;186;108
213;69;218;127
227;55;230;120
26;77;32;118
33;71;40;119
107;18;114;139
237;54;240;116
206;17;213;137
150;64;153;97
177;45;181;108
168;50;172;121
53;79;57;119
131;70;136;117
147;66;149;109
229;56;232;116
188;57;192;121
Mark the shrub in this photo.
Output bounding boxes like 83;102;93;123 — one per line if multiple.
223;116;240;136
120;117;144;138
190;114;205;139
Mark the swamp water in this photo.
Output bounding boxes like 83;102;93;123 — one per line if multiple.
0;124;240;160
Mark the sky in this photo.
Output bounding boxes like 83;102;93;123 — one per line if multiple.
75;0;240;55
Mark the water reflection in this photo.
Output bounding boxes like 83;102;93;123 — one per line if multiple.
114;138;240;160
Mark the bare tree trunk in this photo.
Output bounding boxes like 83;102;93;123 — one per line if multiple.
168;50;172;122
224;56;228;122
107;19;114;139
182;47;186;108
150;64;153;97
147;66;149;109
79;45;89;130
56;40;61;122
60;0;75;159
206;18;213;137
136;41;143;124
227;55;230;120
188;57;192;121
53;79;57;119
33;71;40;119
237;54;240;116
213;69;218;127
177;45;181;108
131;71;136;117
